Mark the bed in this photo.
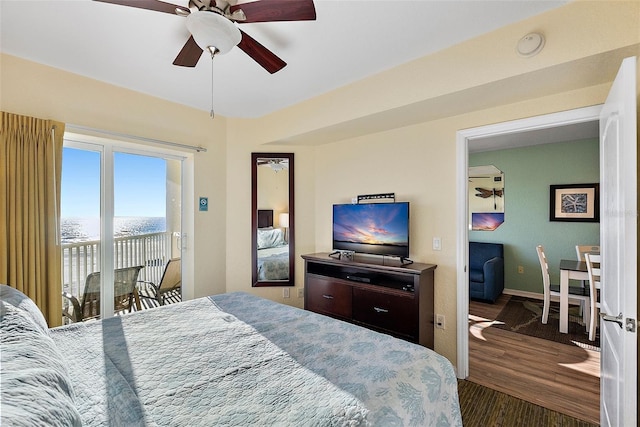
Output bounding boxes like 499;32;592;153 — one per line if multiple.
0;284;462;427
257;209;290;281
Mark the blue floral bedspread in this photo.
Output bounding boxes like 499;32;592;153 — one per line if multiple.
257;247;290;280
44;292;461;426
211;293;462;427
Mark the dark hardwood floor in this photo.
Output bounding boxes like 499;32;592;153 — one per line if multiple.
467;294;600;425
458;379;599;427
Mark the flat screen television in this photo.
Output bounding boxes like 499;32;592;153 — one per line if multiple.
332;202;409;258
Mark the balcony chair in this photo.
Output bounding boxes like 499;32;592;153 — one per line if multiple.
137;258;181;306
585;253;601;341
62;265;144;323
535;245;590;327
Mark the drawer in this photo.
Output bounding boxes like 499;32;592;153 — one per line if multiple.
352;288;417;338
306;275;352;319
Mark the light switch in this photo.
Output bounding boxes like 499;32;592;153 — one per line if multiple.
433;237;442;251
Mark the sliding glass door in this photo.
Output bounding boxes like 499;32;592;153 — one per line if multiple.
61;139;183;323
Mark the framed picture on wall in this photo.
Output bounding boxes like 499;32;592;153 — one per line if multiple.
471;212;505;231
549;183;599;222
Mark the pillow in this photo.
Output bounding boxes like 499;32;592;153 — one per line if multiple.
0;284;49;333
257;228;285;249
0;302;82;427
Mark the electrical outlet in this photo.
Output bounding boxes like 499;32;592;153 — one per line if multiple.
283;288;290;298
518;265;524;274
435;314;445;329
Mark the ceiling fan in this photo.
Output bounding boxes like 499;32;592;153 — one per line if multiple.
257;158;289;171
94;0;316;73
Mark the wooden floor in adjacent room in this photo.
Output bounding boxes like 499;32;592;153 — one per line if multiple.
468;294;600;425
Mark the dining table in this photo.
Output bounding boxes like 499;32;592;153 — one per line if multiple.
558;259;589;333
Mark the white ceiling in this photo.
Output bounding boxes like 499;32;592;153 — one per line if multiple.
0;0;570;119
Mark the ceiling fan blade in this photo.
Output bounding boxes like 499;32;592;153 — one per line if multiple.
230;0;316;23
173;36;203;67
237;30;286;74
94;0;190;15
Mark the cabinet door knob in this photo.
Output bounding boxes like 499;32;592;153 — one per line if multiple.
322;294;334;299
373;306;389;313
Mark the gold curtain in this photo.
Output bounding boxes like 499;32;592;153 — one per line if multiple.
1;111;65;327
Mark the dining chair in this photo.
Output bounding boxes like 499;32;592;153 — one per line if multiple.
575;245;600;261
575;245;600;286
536;245;590;327
584;253;601;341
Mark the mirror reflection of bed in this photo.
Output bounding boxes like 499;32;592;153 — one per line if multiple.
252;152;294;287
257;209;289;281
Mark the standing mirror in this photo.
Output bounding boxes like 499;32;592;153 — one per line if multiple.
251;153;295;287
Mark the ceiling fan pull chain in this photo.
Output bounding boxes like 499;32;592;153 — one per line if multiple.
208;47;217;119
210;61;214;119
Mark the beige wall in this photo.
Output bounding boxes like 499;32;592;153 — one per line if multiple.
2;0;638;369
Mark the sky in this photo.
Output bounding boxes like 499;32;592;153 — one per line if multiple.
61;147;167;218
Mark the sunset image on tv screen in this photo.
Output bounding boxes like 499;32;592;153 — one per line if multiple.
333;203;409;248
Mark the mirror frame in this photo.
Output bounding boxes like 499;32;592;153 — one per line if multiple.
251;152;295;287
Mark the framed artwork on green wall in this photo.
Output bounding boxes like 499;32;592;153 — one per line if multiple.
549;183;599;222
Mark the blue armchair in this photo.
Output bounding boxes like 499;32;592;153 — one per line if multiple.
469;242;504;303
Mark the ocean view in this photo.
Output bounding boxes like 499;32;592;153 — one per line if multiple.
61;217;167;244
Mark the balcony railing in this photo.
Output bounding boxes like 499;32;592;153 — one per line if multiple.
62;231;170;299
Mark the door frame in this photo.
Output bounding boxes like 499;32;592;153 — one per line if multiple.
455;105;602;378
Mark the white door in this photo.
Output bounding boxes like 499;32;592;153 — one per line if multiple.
599;56;637;427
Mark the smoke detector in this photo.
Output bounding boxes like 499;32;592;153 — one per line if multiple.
516;33;545;57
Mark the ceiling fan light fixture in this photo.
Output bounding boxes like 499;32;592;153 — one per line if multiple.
186;11;241;54
270;162;285;172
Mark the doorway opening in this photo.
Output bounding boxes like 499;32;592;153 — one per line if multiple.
455;106;602;422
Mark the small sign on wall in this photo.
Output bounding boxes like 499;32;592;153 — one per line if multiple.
199;197;208;212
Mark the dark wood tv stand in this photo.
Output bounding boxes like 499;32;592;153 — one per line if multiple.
302;252;436;349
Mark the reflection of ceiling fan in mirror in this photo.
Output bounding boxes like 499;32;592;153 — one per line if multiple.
94;0;316;73
257;158;289;172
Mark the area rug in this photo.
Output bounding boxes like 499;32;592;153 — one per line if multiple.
493;296;600;351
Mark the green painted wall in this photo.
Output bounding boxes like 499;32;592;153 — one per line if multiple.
469;139;599;294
